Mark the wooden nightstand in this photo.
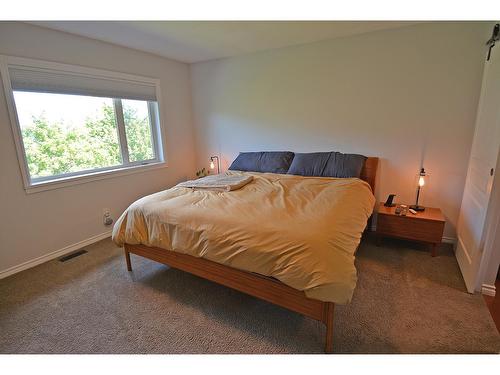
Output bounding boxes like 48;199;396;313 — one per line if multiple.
376;202;445;256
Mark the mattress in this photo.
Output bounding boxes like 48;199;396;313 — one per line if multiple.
112;171;375;304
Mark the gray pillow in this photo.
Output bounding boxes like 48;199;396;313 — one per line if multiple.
228;151;295;174
287;152;331;176
322;152;367;178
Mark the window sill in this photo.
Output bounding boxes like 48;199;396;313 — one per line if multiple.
25;161;168;194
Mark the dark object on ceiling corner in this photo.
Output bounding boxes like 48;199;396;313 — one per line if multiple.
486;23;499;61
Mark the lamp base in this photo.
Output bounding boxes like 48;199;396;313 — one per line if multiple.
409;204;425;212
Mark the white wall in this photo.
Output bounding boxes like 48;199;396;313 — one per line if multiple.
190;22;491;239
0;22;196;274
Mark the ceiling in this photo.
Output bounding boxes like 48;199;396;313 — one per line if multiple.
30;21;419;63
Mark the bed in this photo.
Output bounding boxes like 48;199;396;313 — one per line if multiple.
112;154;378;353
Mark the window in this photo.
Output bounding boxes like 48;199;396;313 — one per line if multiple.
13;92;159;181
1;56;164;192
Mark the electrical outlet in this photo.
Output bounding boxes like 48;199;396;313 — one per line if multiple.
102;208;113;226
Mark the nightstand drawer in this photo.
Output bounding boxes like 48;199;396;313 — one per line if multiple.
377;214;444;243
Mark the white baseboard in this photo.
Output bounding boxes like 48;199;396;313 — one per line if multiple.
0;231;112;280
481;283;496;297
442;236;457;245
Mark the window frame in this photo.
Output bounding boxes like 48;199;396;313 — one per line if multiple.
0;55;167;194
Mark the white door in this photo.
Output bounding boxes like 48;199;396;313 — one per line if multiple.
456;35;500;293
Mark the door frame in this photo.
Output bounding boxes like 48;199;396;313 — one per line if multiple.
477;149;500;295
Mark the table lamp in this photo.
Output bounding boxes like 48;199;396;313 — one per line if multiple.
210;156;220;174
410;168;426;212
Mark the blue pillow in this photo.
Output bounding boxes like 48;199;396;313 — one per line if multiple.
287;152;366;178
228;151;295;174
322;152;367;178
287;152;330;176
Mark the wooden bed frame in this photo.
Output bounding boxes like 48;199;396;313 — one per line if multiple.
123;157;378;353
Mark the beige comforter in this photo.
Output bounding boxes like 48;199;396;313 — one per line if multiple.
112;171;375;304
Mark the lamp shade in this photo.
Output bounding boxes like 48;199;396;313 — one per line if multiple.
418;175;425;187
417;168;426;187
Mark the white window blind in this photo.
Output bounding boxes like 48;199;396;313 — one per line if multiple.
8;65;157;101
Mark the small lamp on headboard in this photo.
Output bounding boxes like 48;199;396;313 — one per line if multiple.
210;155;220;174
410;168;426;212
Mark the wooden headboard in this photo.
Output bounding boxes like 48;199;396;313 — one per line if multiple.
360;157;379;192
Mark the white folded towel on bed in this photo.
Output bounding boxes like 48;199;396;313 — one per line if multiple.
177;173;253;192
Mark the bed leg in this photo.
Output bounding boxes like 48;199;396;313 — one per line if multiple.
124;248;132;272
323;302;335;354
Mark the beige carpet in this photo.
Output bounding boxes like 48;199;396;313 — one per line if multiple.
0;235;499;353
